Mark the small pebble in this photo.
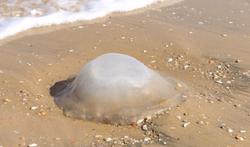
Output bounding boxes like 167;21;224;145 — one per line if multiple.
3;98;11;104
136;119;144;125
233;104;241;108
198;21;204;25
184;64;190;69
55;137;61;141
208;60;215;64
215;80;223;84
228;128;234;133
182;122;191;128
142;124;148;131
95;135;102;138
104;137;112;142
176;115;182;120
221;34;228;37
234;59;240;63
240;130;247;133
167;58;173;63
30;106;39;110
27;143;38;147
196;120;204;125
38;110;47;116
177;83;183;88
235;135;244;141
144;137;151;142
151;60;156;63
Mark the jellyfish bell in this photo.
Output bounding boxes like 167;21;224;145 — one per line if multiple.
52;53;185;125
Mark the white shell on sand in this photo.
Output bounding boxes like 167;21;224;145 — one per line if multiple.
53;53;183;124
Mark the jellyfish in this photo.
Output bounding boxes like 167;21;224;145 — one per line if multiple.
50;53;185;125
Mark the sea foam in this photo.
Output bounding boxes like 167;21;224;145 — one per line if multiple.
0;0;183;40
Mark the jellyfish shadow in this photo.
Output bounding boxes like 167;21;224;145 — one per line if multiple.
49;77;75;97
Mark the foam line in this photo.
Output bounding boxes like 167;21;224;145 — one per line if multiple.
0;0;182;39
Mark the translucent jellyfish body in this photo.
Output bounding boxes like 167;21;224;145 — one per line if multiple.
51;53;184;124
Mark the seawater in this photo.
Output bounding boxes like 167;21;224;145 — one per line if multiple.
0;0;182;39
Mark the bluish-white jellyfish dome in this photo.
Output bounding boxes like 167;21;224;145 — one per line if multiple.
52;53;184;124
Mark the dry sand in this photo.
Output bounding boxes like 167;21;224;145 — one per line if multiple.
0;0;250;146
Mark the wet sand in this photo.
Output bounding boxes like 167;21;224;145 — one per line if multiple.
0;0;250;146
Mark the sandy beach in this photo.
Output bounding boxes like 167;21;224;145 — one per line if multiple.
0;0;250;146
